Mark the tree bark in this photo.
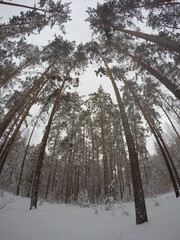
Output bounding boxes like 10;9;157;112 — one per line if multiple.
0;1;47;12
123;79;179;197
65;116;75;204
16;107;44;196
0;57;35;88
157;90;180;120
51;157;58;192
0;109;22;155
65;149;73;203
136;0;178;8
95;133;101;198
0;79;47;174
158;102;180;140
0;60;56;139
112;25;180;53
44;127;60;199
30;64;75;209
153;125;180;188
100;107;110;197
152;126;180;197
114;44;180;100
100;55;148;224
119;125;131;195
117;152;124;199
90;119;96;203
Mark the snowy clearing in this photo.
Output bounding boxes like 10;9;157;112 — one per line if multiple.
0;191;180;240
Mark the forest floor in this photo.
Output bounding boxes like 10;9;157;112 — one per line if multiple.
0;191;179;240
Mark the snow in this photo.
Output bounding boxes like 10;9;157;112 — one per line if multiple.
0;192;180;240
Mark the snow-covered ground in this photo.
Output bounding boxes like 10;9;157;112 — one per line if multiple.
0;191;179;240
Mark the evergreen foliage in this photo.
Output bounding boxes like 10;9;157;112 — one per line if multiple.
0;0;179;225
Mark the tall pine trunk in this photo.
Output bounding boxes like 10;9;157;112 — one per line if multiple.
137;0;178;9
0;56;35;88
101;55;148;224
0;80;47;174
0;60;56;139
16;107;45;196
158;102;180;141
154;125;180;188
30;64;74;209
100;107;110;197
90;119;96;203
0;1;47;12
44;126;60;199
123;79;179;197
112;25;180;53
156;90;180;120
114;44;180;100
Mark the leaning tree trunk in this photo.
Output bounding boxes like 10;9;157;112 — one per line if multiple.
44;126;60;199
0;79;47;174
157;101;180;141
115;125;125;198
0;105;34;174
0;76;49;156
100;54;148;224
132;105;139;158
152;125;180;197
114;44;180;100
0;84;42;155
119;124;131;195
30;79;66;209
0;60;56;139
0;56;36;88
65;149;73;204
111;25;180;53
0;1;48;12
156;90;180;120
117;152;124;199
0;109;22;154
16;106;45;196
123;79;179;197
154;125;180;188
64;114;75;204
137;0;177;8
30;64;75;210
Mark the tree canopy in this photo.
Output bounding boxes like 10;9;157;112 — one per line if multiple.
0;0;179;225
